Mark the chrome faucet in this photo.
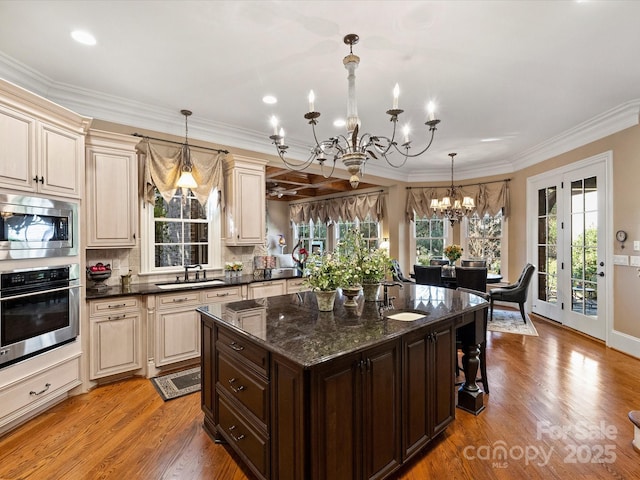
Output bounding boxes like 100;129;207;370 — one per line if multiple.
184;264;202;281
378;281;403;315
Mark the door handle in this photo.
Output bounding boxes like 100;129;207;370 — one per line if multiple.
597;272;605;277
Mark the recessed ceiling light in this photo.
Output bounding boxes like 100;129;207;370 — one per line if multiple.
71;30;96;46
333;119;346;128
262;95;277;104
481;138;501;142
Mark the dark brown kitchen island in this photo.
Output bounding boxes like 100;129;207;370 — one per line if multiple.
198;284;487;480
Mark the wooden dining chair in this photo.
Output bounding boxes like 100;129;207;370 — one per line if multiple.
414;265;445;287
454;266;488;293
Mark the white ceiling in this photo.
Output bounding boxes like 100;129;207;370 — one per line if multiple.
1;0;639;182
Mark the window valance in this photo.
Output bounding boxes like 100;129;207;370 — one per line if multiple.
289;191;386;224
137;139;225;207
405;180;510;221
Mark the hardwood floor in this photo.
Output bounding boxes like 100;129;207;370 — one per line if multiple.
1;315;639;479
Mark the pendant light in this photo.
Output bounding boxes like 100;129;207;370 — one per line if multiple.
176;109;198;189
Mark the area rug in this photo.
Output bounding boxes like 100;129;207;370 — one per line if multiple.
488;309;539;336
151;367;201;401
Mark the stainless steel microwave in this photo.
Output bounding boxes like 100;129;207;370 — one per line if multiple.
0;194;78;259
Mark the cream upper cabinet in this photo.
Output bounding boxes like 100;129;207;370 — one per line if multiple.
224;155;268;245
85;130;139;248
0;79;90;198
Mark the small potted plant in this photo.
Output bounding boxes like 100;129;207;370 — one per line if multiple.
304;252;345;311
360;247;392;301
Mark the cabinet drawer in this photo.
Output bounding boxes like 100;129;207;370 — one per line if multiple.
0;356;81;419
286;278;309;294
202;286;243;303
90;296;140;315
218;352;269;425
218;395;269;480
156;291;201;310
217;327;268;378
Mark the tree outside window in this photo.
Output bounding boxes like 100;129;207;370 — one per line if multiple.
150;189;215;269
336;217;380;250
414;216;445;264
466;211;503;273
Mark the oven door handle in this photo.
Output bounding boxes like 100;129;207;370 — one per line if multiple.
0;284;81;302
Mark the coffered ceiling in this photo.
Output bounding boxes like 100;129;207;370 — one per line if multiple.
1;1;639;200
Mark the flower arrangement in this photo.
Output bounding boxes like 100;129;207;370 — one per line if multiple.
304;252;345;291
444;244;463;263
224;261;243;272
361;248;392;283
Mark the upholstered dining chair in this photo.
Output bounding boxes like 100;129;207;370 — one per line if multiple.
391;259;414;283
429;259;450;266
414;265;445;287
455;266;488;293
489;263;535;323
461;259;486;267
456;287;490;394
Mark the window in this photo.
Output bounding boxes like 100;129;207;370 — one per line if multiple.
294;220;327;252
142;189;221;273
335;217;380;249
414;215;446;262
464;211;504;273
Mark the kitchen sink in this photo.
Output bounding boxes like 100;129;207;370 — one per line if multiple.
156;279;226;290
386;312;427;322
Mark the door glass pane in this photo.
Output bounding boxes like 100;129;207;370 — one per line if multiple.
537;187;557;305
570;176;597;316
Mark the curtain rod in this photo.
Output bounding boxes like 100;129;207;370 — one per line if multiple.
132;132;229;154
406;178;510;189
290;189;385;205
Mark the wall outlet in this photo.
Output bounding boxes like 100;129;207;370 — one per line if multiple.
613;254;629;266
630;256;640;267
634;241;640;251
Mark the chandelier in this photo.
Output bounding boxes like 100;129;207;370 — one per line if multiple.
430;153;475;225
269;33;441;189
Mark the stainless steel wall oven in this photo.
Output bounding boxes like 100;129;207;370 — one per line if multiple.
0;264;80;368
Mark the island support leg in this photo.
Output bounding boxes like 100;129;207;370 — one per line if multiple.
457;343;485;415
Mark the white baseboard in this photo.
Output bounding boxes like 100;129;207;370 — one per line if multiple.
608;329;640;360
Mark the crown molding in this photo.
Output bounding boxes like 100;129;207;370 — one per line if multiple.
2;51;638;182
510;100;640;170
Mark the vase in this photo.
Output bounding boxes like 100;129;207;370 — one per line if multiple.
362;282;381;302
315;290;337;311
341;285;362;307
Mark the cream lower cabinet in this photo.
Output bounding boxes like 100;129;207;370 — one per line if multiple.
89;297;143;379
286;277;310;294
248;280;286;299
154;291;202;367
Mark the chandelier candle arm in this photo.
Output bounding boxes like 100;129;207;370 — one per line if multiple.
268;33;441;188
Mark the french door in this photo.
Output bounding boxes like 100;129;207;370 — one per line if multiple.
528;153;610;340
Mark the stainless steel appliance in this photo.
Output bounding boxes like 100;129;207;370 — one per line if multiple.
0;194;78;259
0;264;80;367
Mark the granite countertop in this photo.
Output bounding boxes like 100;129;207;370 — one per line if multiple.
198;284;488;368
85;269;303;300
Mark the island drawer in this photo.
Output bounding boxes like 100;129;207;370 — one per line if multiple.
217;327;269;377
218;395;269;480
218;352;269;425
